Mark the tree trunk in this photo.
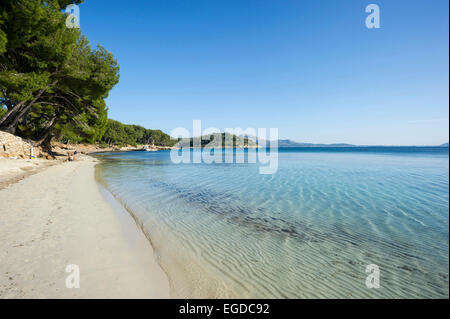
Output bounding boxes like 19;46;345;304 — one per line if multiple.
0;101;26;126
0;80;57;133
0;87;49;134
34;120;57;147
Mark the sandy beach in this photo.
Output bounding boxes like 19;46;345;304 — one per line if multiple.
0;158;60;191
0;156;169;298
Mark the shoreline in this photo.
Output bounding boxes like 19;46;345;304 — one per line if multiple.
95;182;173;296
0;156;169;298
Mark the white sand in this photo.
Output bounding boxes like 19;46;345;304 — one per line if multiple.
0;158;58;190
0;156;170;298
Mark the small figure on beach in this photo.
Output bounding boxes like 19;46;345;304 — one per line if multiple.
68;152;76;162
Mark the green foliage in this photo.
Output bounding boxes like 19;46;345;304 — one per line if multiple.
101;119;176;147
0;106;6;118
178;133;256;148
0;0;119;146
0;8;7;54
0;0;173;148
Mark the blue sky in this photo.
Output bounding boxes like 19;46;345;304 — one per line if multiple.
79;0;448;145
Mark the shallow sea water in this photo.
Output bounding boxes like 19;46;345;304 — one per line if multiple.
95;147;449;298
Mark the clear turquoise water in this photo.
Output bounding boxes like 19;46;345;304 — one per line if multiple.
95;147;449;298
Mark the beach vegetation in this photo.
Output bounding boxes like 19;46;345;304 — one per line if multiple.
0;0;173;149
100;119;176;147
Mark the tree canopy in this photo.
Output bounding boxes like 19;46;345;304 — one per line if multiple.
0;0;119;146
100;119;176;147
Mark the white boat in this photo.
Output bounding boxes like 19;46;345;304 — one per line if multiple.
141;145;156;151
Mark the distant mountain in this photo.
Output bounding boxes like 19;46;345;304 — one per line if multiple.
241;136;450;148
277;139;355;148
241;136;355;147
